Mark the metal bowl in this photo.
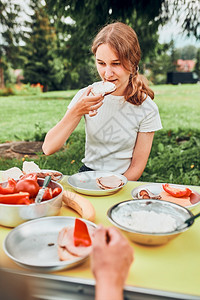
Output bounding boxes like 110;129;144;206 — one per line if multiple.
107;199;194;246
3;216;97;272
0;179;63;227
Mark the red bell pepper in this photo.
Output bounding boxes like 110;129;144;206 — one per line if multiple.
73;218;92;247
0;192;30;204
52;187;62;198
0;178;17;194
42;187;53;200
162;183;192;198
19;173;38;182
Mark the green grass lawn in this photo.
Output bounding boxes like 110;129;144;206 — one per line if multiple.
0;84;200;185
0;84;200;143
0;90;79;143
153;84;200;130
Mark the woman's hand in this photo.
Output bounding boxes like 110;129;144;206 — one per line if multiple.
91;226;134;300
75;86;104;117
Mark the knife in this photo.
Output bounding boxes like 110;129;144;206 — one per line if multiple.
35;175;51;204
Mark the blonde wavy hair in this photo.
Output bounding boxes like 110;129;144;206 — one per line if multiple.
92;22;154;105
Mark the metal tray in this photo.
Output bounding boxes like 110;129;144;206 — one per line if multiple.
3;216;96;272
67;171;127;196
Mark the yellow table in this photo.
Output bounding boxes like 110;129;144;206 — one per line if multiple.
1;178;200;299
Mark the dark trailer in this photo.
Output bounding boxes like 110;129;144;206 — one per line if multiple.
167;72;199;84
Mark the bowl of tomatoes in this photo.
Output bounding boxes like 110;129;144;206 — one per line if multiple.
0;174;63;227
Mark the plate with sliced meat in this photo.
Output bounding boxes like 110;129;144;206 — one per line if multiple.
131;183;200;209
3;216;96;272
37;169;63;182
67;171;128;196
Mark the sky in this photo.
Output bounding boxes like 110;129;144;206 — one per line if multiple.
158;0;200;48
158;20;200;48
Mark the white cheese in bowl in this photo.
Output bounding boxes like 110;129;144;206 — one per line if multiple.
113;209;177;233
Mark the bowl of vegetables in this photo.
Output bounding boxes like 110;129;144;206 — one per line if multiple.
0;174;63;227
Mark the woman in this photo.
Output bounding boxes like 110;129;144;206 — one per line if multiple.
42;22;162;180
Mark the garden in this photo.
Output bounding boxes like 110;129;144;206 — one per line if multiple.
0;83;199;186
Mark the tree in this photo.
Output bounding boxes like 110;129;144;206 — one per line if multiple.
0;0;22;88
22;1;64;92
44;0;167;88
144;41;177;84
46;0;200;63
194;49;200;79
175;45;197;60
46;0;166;67
165;0;200;39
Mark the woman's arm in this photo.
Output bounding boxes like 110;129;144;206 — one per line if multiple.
42;87;103;155
91;226;134;300
123;132;154;181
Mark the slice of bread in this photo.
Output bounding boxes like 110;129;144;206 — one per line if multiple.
91;81;116;96
22;161;41;174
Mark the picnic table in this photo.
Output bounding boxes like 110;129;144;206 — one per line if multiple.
0;177;200;299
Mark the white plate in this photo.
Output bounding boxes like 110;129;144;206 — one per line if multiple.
131;183;200;209
3;216;96;272
67;171;127;196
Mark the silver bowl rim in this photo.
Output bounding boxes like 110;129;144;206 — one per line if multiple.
107;198;194;236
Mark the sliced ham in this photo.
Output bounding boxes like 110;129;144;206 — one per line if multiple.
96;175;123;190
57;227;68;247
57;225;95;261
57;245;77;261
36;171;62;181
160;191;191;207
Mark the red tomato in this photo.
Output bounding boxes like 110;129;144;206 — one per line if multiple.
42;187;53;200
16;179;40;198
162;183;192;198
52;187;62;198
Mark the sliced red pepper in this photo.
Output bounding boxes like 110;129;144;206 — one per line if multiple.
0;178;17;194
17;197;33;205
73;218;92;247
19;173;38;182
162;183;192;198
42;187;53;200
52;187;62;198
0;192;30;204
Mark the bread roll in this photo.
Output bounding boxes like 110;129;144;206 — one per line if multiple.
91;81;116;96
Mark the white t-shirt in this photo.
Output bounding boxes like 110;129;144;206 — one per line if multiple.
68;86;162;173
